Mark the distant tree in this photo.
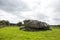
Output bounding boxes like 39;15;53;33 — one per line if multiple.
5;21;10;26
10;23;17;26
0;20;10;26
17;22;22;26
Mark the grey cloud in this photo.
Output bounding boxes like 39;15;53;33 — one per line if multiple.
49;0;60;24
0;0;30;12
53;13;60;24
50;0;60;12
0;0;30;23
53;18;60;25
0;0;60;25
53;13;60;22
54;18;60;21
36;13;48;20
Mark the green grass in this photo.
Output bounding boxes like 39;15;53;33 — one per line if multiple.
0;26;60;40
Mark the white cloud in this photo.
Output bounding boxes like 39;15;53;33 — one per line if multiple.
0;10;21;23
0;0;60;25
21;0;55;24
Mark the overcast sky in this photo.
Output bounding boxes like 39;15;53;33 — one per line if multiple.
0;0;60;25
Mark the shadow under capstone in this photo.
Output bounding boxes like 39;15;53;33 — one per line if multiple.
19;26;51;32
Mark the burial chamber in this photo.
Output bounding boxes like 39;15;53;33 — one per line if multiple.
20;20;50;31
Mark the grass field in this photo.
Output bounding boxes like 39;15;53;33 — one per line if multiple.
0;26;60;40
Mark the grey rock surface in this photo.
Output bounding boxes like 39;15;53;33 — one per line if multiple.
20;20;50;31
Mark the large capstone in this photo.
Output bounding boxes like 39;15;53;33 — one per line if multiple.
20;20;50;31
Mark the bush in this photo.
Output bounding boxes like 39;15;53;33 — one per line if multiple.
0;20;10;27
17;22;22;26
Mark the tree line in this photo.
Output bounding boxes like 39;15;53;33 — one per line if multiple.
0;20;22;27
